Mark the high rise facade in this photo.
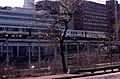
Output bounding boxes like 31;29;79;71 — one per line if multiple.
74;1;109;32
106;0;119;26
35;0;60;13
35;0;120;32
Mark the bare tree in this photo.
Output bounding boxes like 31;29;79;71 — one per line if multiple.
48;0;120;72
41;0;84;73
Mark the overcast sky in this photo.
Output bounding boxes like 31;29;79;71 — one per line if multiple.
0;0;119;7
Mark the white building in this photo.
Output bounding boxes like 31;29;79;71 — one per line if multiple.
0;7;54;58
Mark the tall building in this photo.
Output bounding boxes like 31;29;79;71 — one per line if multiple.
35;0;84;30
35;0;60;13
60;0;84;13
23;0;35;9
73;1;109;32
106;0;119;26
35;0;120;32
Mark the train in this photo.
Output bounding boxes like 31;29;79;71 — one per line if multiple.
0;27;107;39
61;29;106;39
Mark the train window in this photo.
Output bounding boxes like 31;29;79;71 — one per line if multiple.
11;35;15;37
71;32;77;34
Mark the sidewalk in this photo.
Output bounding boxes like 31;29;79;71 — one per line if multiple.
23;72;120;79
23;74;79;79
73;72;120;79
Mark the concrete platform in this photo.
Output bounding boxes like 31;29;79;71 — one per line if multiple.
23;74;79;79
23;72;120;79
73;72;120;79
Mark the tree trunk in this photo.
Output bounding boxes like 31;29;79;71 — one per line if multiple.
59;22;69;73
60;40;67;73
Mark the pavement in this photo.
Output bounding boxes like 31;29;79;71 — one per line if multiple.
23;74;79;79
73;72;120;79
23;72;120;79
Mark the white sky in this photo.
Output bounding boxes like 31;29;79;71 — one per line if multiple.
0;0;119;7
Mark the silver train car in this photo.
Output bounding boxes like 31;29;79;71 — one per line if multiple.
61;30;106;39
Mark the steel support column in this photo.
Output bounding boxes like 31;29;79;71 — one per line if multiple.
17;43;19;57
6;39;9;68
28;42;31;68
38;39;41;70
